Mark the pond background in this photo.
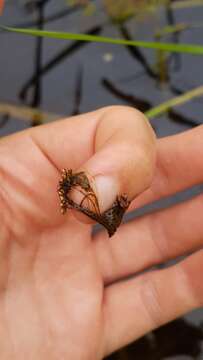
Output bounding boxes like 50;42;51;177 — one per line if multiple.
1;1;203;359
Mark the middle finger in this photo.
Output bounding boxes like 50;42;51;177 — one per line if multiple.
94;192;203;284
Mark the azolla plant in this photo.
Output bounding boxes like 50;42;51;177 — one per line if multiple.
57;169;130;237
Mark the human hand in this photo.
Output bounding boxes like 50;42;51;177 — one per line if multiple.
1;105;202;359
0;106;155;359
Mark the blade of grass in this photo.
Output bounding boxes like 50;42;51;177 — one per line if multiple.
145;85;203;119
172;0;203;9
0;102;60;124
156;22;203;39
2;26;203;56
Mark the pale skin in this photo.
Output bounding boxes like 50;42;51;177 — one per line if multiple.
0;105;203;359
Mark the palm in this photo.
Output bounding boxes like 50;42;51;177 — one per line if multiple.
0;135;104;359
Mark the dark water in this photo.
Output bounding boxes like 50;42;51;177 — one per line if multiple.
0;1;203;359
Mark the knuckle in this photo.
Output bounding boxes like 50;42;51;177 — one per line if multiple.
133;145;156;188
140;275;164;329
102;105;151;129
148;212;170;261
179;260;203;308
104;105;143;116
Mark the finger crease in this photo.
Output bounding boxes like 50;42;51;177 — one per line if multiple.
140;275;164;329
29;134;60;173
148;212;170;263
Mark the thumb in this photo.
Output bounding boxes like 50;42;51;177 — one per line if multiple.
62;106;156;218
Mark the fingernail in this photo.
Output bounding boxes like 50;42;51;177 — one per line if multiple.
94;175;120;213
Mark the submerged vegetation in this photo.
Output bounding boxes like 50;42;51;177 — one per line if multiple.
1;0;203;129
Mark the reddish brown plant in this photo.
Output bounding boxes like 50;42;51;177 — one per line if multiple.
0;0;4;14
57;169;130;237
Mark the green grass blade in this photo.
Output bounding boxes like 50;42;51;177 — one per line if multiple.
172;0;203;9
146;85;203;119
2;26;203;56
